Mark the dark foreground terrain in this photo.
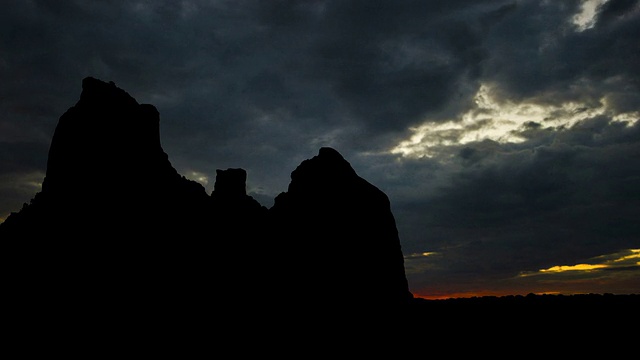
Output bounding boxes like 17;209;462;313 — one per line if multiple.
404;293;638;325
4;292;636;352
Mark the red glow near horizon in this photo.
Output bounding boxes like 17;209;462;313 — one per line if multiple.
412;289;563;300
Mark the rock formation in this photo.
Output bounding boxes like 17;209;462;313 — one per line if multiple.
269;147;413;306
0;77;413;312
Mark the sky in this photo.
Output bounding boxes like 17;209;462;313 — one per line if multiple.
1;0;639;300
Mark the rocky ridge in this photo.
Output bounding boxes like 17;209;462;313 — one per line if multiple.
0;77;413;311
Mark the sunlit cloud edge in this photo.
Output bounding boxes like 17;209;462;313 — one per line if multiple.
518;249;640;278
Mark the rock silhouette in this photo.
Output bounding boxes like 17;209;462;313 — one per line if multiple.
270;147;412;306
0;77;413;313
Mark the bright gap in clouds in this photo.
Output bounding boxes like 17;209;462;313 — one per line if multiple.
183;170;209;187
390;82;638;159
572;0;610;31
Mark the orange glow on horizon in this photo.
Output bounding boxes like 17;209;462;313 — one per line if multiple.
412;289;596;301
412;289;522;300
411;249;640;300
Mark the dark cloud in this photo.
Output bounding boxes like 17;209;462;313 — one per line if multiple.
482;0;639;109
301;1;493;132
0;142;49;174
596;0;640;26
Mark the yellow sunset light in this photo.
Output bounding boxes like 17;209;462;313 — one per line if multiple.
540;263;607;273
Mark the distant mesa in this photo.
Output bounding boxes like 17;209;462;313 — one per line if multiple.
0;77;413;310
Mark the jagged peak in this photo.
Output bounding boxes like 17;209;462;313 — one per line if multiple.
290;146;356;186
78;76;139;109
42;76;175;196
315;147;354;173
213;168;247;197
318;146;344;160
